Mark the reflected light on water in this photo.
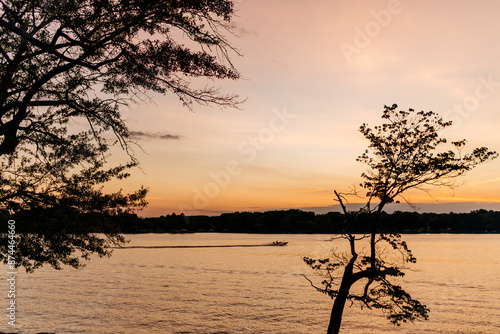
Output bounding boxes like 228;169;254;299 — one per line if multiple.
3;234;500;333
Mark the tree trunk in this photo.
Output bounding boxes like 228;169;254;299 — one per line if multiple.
326;282;350;334
326;255;356;334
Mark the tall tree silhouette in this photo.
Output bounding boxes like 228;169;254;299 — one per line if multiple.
0;0;241;271
303;104;497;334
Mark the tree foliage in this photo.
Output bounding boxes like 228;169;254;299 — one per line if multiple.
303;104;497;334
357;104;496;205
0;0;240;271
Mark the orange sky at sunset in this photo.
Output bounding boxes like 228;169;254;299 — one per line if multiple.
109;0;500;217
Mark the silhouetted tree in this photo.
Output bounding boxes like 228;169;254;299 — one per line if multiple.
0;0;240;271
303;104;497;334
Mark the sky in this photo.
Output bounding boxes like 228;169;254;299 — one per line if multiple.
109;0;500;217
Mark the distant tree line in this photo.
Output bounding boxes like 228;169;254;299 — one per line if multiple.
142;209;500;234
3;208;499;235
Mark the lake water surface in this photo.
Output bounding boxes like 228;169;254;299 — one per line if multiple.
2;233;500;333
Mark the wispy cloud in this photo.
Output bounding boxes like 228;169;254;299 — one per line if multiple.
229;21;258;37
130;131;181;140
470;177;500;186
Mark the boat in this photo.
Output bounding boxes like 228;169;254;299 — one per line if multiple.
272;241;288;246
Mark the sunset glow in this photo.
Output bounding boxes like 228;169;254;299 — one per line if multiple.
114;0;500;216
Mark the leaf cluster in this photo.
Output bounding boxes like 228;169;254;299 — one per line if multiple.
0;207;129;272
357;104;497;206
303;232;427;325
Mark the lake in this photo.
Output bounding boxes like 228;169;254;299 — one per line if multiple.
2;234;500;333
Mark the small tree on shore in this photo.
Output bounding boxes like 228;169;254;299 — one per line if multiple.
303;104;497;334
